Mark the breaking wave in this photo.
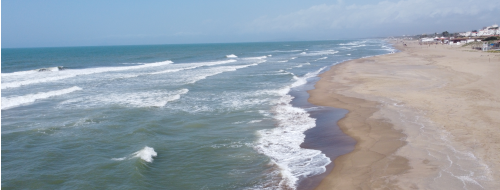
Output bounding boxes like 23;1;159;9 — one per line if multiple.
2;60;173;89
314;57;328;61
183;61;265;84
242;56;267;60
302;50;338;56
254;67;329;189
131;60;237;77
2;86;82;110
112;146;157;163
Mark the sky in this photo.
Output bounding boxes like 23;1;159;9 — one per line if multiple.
2;0;500;48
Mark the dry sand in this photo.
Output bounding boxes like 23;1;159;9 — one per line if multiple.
309;40;500;189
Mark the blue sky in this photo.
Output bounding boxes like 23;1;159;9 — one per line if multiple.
2;0;499;48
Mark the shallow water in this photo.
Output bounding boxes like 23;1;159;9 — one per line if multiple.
2;40;394;189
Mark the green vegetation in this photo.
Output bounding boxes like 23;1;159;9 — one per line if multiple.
442;31;449;37
462;41;483;47
484;36;498;41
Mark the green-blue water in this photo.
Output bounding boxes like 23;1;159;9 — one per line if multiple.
2;40;395;189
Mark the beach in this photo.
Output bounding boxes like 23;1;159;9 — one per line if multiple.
309;40;500;189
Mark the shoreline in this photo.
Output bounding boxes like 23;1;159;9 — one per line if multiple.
289;75;356;190
309;40;500;189
307;57;409;189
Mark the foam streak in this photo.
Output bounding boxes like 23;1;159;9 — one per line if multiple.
2;86;82;110
2;60;173;89
254;67;329;189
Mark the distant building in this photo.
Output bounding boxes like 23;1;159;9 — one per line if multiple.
420;38;434;42
464;24;500;37
462;24;499;37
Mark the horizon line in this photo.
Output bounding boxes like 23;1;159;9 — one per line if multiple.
1;37;391;49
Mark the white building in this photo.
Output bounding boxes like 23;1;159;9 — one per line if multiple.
420;38;434;42
460;24;499;37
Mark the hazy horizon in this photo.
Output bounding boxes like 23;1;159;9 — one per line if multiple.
2;0;499;48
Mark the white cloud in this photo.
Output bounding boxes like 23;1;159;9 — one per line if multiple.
244;0;500;34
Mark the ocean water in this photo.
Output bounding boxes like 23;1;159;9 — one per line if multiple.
2;40;395;189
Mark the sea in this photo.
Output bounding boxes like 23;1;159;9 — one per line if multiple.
1;39;396;189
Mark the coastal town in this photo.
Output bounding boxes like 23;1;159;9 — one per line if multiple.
417;24;500;50
460;24;500;37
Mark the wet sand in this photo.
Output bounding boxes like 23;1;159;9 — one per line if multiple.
290;77;356;190
309;41;500;189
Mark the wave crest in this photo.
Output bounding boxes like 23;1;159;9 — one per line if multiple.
2;86;82;110
133;146;157;163
2;60;173;89
112;146;157;163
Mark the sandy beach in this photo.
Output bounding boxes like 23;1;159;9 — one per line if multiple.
309;40;500;189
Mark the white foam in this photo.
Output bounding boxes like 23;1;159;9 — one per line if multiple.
2;86;82;110
133;146;157;163
2;70;38;77
381;45;397;53
149;60;236;75
2;60;173;89
184;61;265;84
148;67;197;75
174;89;275;114
226;54;238;58
165;88;276;114
60;89;188;108
254;67;329;189
352;44;366;48
248;120;262;124
289;67;325;89
339;40;367;46
242;56;267;60
303;50;338;56
112;146;157;163
210;141;251;149
292;62;310;68
2;75;78;89
314;57;328;61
